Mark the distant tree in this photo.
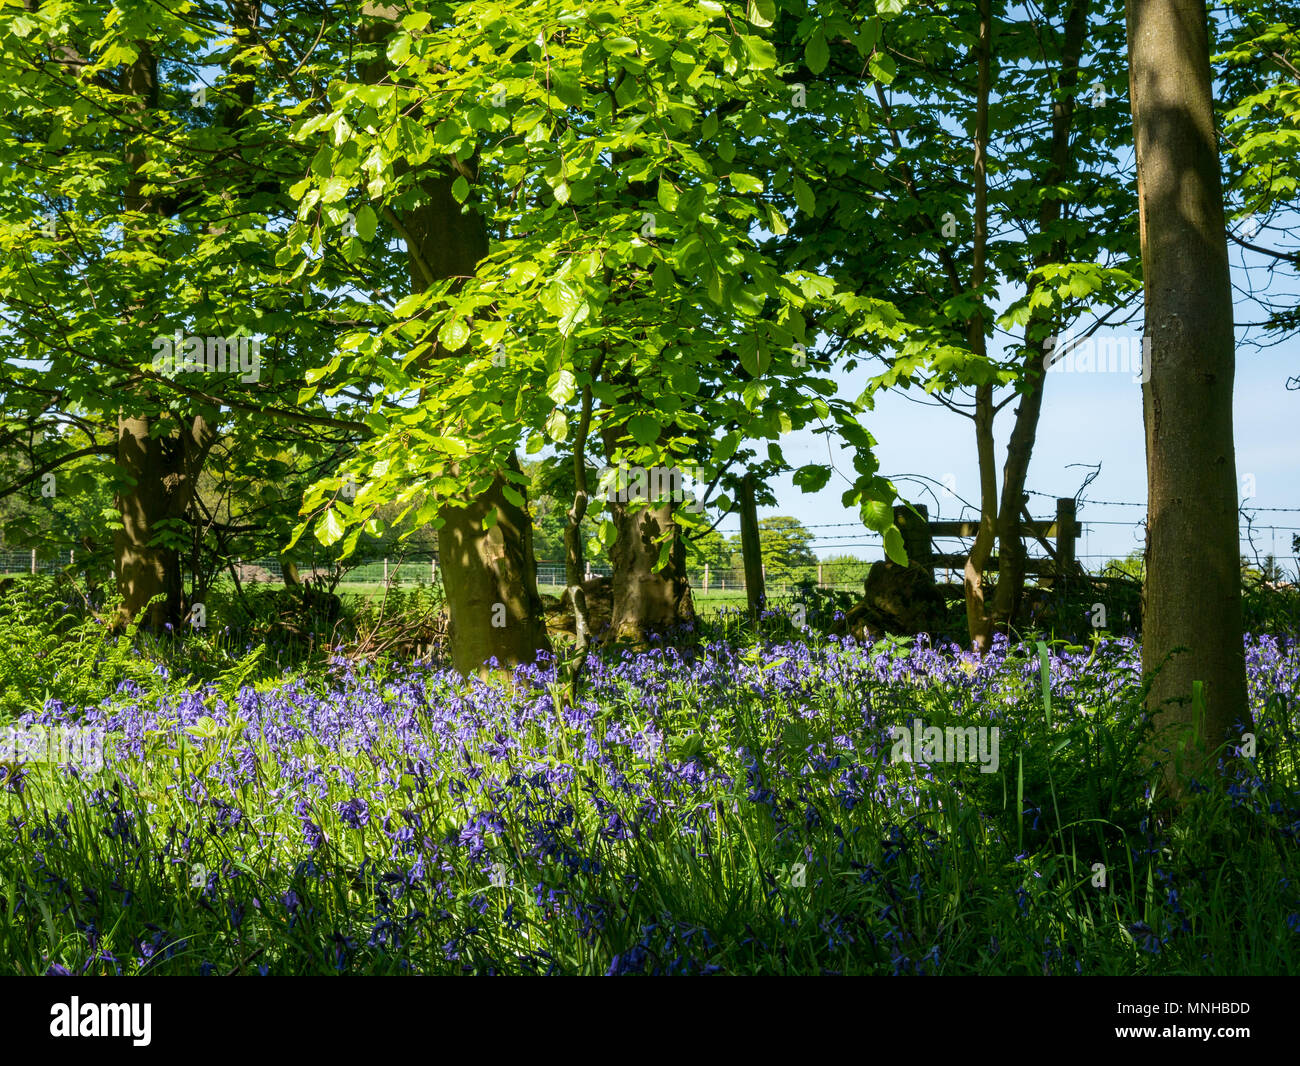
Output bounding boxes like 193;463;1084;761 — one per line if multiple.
522;459;608;573
1241;554;1285;585
758;517;817;583
684;526;737;575
1102;551;1145;582
1217;0;1300;344
817;553;873;589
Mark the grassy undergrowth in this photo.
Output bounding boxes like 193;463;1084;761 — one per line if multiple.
1;588;1296;973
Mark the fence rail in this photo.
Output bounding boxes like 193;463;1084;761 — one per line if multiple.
895;500;1081;581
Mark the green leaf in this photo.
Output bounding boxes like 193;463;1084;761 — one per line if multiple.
318;508;345;547
354;86;394;111
542;280;583;321
386;34;411;64
708;270;724;306
557;296;589;336
805;28;830;74
603;36;638;56
729;172;764;194
869;53;897;84
628;414;661;445
451;176;470;203
440;319;470;351
744;35;778;69
354;204;377;241
305;355;341;385
547;368;577;405
792;465;832;493
393;292;424;318
545;408;568;441
792;176;816;217
864;499;892;531
883;525;908;565
320;176;350;204
715;430;741;463
748;0;777;28
737;334;770;376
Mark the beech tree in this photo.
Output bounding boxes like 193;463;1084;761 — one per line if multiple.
772;0;1139;650
0;2;374;627
1127;0;1250;791
289;1;909;650
354;3;551;673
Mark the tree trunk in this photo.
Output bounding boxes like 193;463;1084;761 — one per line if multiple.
1127;0;1250;793
604;500;696;644
562;360;603;656
738;473;766;621
964;0;996;654
404;171;551;674
966;385;997;652
114;47;215;630
439;456;551;676
991;380;1041;632
562;522;591;652
114;416;179;628
114;413;214;629
600;430;696;645
992;0;1090;633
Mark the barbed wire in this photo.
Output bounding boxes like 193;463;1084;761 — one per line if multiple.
1025;487;1300;513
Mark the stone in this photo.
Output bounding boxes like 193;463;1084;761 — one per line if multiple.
544;575;613;642
837;561;948;641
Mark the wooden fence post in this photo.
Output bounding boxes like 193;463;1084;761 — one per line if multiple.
1056;497;1077;589
893;504;933;573
739;473;765;619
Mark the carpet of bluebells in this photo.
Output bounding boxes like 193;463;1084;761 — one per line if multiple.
2;631;1298;975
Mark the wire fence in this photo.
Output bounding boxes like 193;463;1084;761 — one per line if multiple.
0;549;77;576
531;562;871;596
5;490;1295;595
0;551;877;598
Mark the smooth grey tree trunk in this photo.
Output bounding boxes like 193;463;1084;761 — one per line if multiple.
1126;0;1251;795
